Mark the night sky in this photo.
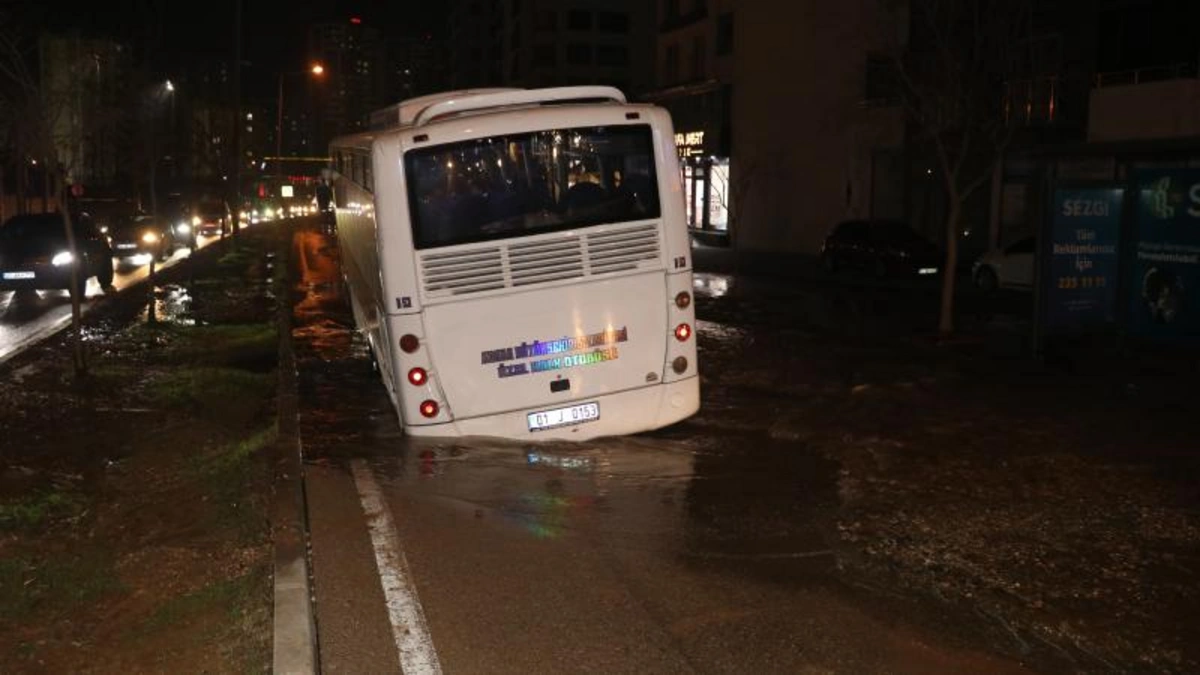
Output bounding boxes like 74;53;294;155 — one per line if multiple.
5;0;447;89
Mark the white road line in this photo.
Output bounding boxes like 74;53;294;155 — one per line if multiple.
350;459;443;675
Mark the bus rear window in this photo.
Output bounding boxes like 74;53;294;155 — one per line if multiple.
404;124;660;249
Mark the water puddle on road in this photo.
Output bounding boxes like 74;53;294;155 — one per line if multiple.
137;284;195;326
289;222;844;587
692;272;733;299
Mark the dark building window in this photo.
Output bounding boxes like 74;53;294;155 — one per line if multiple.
511;25;521;49
567;43;592;65
511;58;521;80
665;0;680;20
534;43;556;67
597;11;629;33
596;45;629;67
567;10;592;31
691;36;706;79
511;0;521;17
716;12;733;55
536;9;556;31
471;47;483;62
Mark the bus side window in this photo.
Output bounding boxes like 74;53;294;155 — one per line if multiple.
365;156;374;192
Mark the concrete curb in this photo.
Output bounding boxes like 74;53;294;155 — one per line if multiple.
271;223;319;674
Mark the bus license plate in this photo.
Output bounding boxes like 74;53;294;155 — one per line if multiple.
527;402;600;432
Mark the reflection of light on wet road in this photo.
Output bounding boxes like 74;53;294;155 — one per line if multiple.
693;273;732;298
292;228;354;356
696;319;749;344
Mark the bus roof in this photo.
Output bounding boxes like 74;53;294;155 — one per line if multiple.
366;86;628;132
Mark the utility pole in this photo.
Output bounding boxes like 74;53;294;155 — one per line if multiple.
276;72;284;183
232;0;243;237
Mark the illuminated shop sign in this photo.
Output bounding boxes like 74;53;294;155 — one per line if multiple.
674;130;705;158
480;327;629;378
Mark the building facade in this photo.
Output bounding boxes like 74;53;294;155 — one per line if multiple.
730;1;907;255
309;18;388;146
448;0;654;93
448;0;502;88
38;33;132;190
499;0;654;92
390;34;451;101
645;1;906;253
646;0;735;242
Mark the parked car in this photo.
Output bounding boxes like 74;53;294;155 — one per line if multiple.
108;211;178;261
973;236;1035;292
0;212;114;295
820;219;942;278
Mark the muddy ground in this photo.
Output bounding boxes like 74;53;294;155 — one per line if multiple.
0;227;279;673
695;282;1200;672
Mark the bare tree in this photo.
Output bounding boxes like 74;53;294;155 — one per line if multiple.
0;27;106;375
891;0;1032;334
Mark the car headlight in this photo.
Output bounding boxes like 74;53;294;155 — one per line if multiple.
192;216;202;226
99;225;108;234
175;223;191;235
142;232;160;244
52;251;74;266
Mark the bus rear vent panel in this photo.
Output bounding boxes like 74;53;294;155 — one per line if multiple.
419;223;661;298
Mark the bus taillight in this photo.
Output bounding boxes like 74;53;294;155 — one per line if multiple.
400;334;420;353
674;323;692;342
408;367;428;386
419;400;439;418
674;291;691;309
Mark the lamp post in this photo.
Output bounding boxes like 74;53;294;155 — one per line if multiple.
149;79;175;238
275;63;324;183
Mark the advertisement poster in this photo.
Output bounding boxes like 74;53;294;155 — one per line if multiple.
1046;188;1123;331
1130;170;1200;342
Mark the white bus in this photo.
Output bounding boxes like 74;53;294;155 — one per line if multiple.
329;86;698;440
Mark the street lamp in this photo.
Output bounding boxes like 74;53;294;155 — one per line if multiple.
276;63;325;181
149;79;177;234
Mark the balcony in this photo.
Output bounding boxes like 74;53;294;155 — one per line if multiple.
1088;63;1200;142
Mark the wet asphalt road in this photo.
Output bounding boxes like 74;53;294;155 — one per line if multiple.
291;224;1027;673
0;232;227;364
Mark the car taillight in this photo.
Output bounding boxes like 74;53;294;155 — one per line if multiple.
674;291;691;309
674;323;692;341
400;334;419;353
419;400;439;418
408;367;427;386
